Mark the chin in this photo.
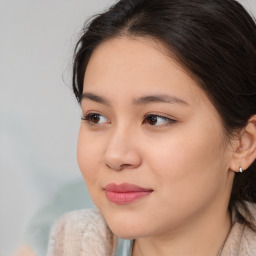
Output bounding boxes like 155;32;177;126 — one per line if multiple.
102;210;151;239
95;196;158;239
108;224;143;240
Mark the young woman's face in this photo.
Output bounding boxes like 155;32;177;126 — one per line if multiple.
78;36;235;239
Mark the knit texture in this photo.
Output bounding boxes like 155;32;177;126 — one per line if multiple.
47;203;256;256
47;208;117;256
221;203;256;256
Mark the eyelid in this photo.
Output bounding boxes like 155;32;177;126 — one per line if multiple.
143;112;177;126
81;111;177;127
81;112;109;125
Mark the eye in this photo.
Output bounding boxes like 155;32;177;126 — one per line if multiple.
82;113;109;125
143;114;176;126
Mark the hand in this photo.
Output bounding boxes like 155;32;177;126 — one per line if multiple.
13;245;36;256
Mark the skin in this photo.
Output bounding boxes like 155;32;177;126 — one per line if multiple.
77;36;237;256
13;245;36;256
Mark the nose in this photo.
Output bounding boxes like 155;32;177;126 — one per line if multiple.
103;127;142;171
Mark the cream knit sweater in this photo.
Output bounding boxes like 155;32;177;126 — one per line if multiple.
47;204;256;256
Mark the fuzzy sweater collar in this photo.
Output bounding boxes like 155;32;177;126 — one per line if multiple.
47;203;256;256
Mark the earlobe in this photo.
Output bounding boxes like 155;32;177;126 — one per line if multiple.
229;115;256;173
239;167;243;173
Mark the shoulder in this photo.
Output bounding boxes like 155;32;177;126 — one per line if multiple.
222;202;256;256
240;202;256;254
47;208;118;256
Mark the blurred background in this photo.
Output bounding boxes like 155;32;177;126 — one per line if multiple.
0;0;255;255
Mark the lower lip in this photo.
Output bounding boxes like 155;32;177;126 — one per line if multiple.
105;191;152;205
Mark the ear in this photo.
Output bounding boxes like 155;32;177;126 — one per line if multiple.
229;115;256;173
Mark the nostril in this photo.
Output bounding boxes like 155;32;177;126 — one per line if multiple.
106;163;122;171
104;142;142;171
106;163;133;171
120;164;133;169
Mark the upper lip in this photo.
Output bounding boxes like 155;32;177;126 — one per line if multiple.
104;183;153;192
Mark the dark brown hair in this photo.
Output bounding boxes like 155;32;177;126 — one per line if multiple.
72;0;256;229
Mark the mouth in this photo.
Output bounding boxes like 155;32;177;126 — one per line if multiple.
104;183;153;205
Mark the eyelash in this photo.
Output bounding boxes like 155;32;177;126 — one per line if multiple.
81;112;109;126
143;113;176;126
81;112;177;127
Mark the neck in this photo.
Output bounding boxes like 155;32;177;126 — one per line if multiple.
132;202;232;256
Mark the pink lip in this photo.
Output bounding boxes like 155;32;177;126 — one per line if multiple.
104;183;153;205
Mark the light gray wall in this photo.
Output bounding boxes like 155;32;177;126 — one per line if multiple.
0;0;255;255
0;0;116;254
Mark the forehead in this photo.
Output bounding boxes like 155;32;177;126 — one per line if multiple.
83;36;209;108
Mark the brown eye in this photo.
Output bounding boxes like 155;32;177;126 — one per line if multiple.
146;115;158;125
90;114;101;123
82;113;108;124
144;114;176;126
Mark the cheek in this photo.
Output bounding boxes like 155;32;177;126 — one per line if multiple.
77;128;103;185
77;128;108;210
146;122;228;209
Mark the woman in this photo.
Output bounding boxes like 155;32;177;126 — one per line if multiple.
47;0;256;255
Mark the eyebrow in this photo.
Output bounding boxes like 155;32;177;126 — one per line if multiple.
81;92;189;106
132;94;189;106
81;92;111;105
